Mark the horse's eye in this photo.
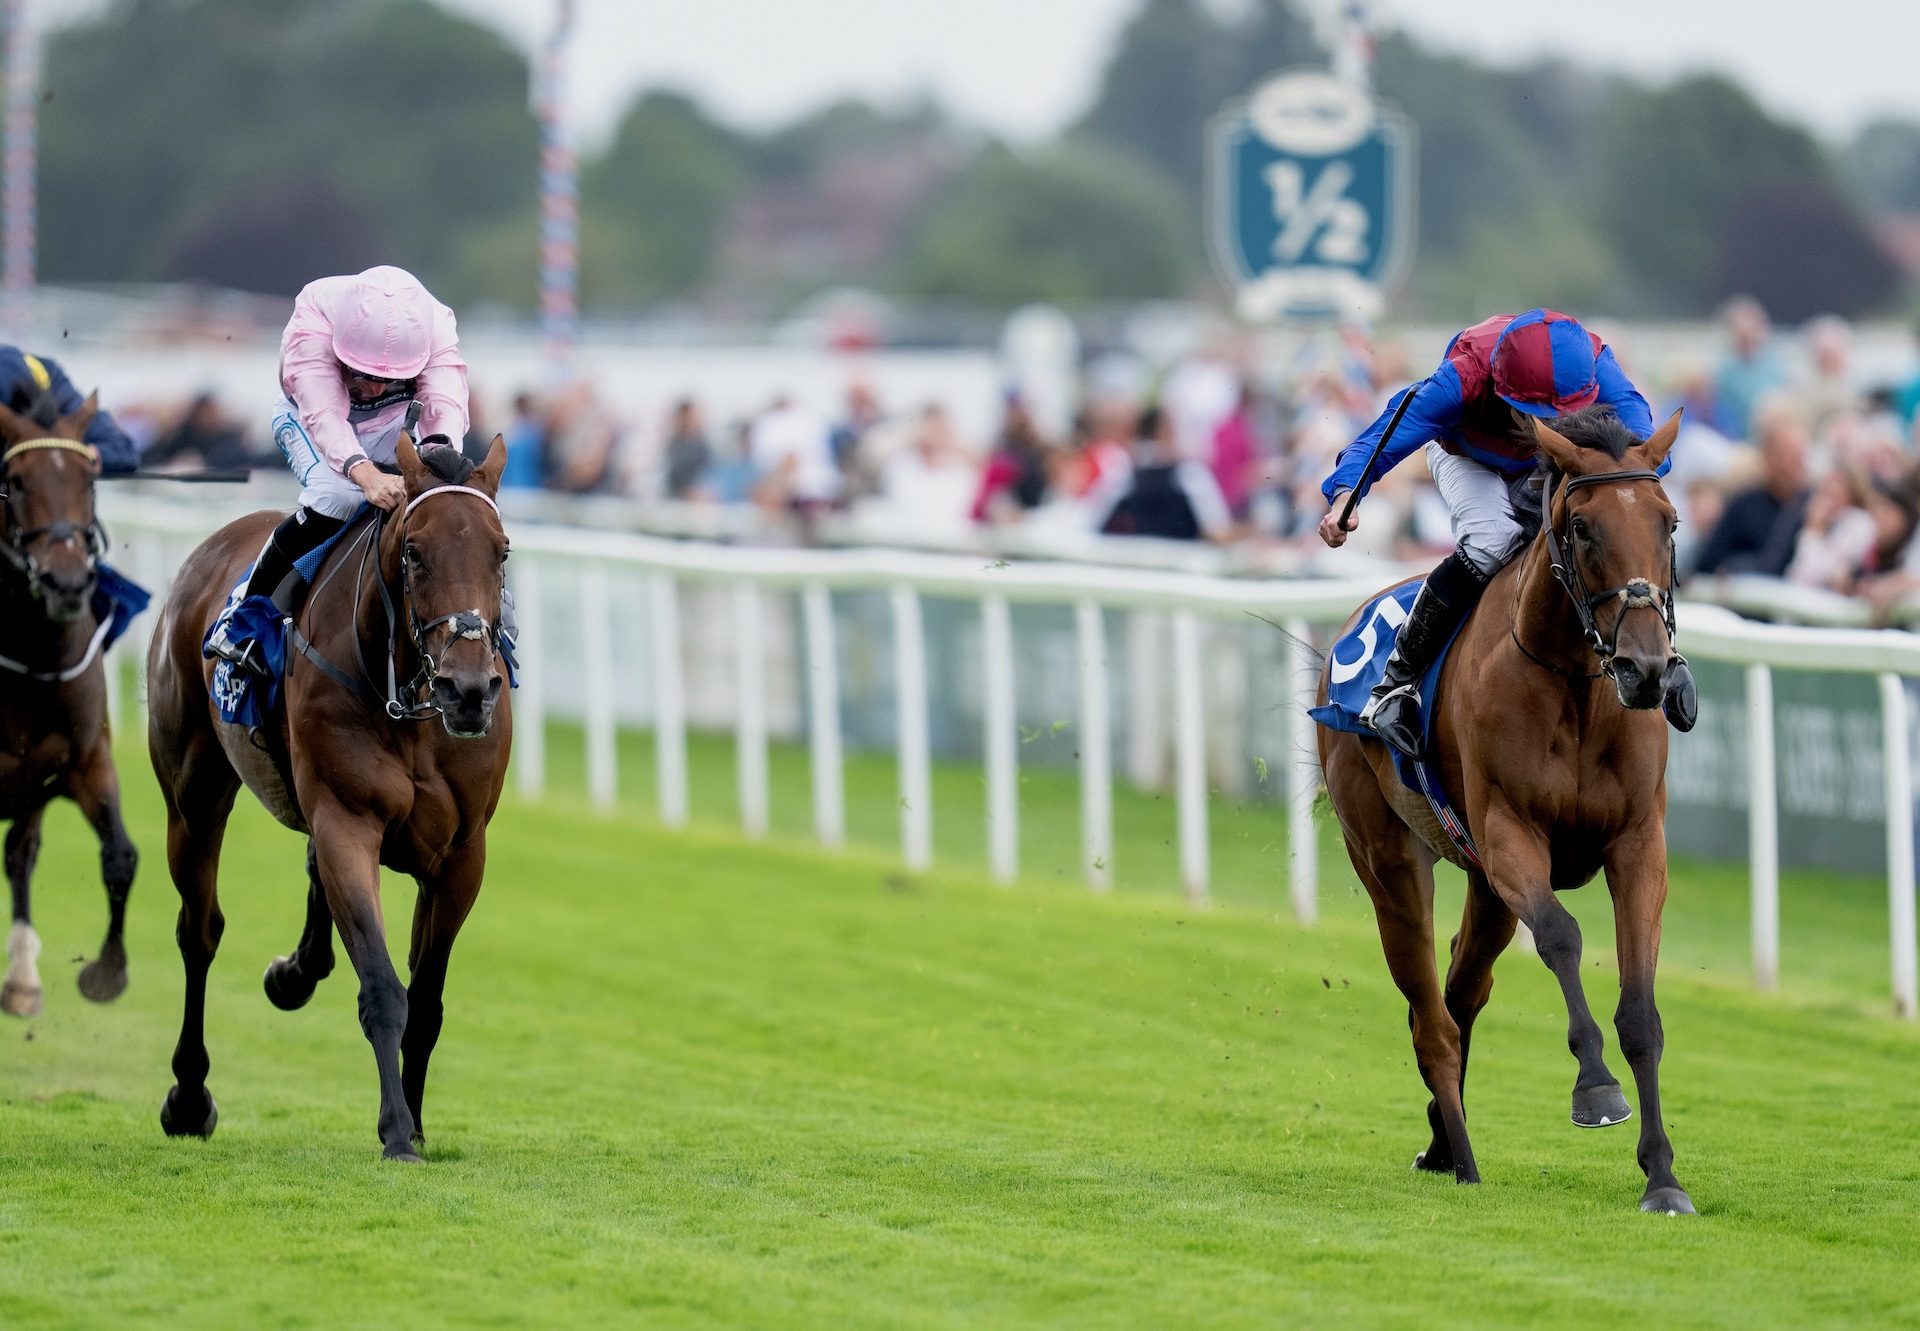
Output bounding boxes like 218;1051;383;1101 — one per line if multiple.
405;544;425;569
499;547;510;566
1569;517;1588;539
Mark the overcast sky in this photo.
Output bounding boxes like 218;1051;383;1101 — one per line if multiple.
49;0;1920;148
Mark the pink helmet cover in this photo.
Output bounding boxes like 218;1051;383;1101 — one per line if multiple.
331;265;435;379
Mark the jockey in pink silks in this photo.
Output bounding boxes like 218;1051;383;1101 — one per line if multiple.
208;266;471;673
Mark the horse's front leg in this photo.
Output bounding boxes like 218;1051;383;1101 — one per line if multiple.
310;799;417;1161
1481;803;1629;1129
401;837;486;1154
68;739;139;1003
1605;820;1693;1214
2;809;46;1016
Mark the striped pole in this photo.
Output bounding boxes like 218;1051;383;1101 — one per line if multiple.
2;0;35;341
1336;0;1374;90
537;0;578;387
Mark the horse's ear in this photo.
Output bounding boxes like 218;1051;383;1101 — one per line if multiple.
68;390;99;438
1630;408;1683;473
1530;417;1584;473
0;399;33;442
395;430;430;495
470;433;506;497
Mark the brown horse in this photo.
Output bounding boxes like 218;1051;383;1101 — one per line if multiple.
0;394;139;1018
147;433;511;1159
1318;407;1692;1214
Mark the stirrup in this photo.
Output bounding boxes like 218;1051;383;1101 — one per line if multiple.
1359;680;1417;727
1362;683;1425;760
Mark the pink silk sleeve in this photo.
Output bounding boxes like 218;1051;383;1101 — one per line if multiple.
279;278;365;474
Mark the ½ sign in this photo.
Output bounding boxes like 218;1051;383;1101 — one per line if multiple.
1208;69;1414;322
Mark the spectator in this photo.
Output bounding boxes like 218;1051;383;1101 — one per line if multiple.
500;392;546;490
1786;468;1878;592
1693;401;1812;577
750;394;840;513
972;393;1052;523
1711;295;1789;440
662;398;713;500
1100;406;1234;542
1162;344;1239;464
1209;383;1262;519
1798;316;1863;424
141;392;251;470
877;404;978;536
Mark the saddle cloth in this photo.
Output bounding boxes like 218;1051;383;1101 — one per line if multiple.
202;512;365;730
1307;579;1484;868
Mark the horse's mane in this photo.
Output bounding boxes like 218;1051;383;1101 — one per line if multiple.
416;439;476;485
1537;405;1637;462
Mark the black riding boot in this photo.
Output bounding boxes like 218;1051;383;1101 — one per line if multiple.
207;507;346;674
1663;655;1698;732
1360;551;1491;761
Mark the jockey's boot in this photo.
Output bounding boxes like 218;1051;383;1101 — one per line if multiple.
1662;654;1698;733
207;507;345;676
1359;551;1491;762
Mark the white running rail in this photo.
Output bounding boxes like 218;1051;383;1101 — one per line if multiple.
102;497;1920;1019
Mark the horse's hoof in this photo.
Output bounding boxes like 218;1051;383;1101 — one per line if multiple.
159;1086;218;1139
1571;1083;1633;1129
383;1144;424;1164
1640;1186;1696;1215
1411;1150;1452;1174
0;978;42;1018
262;957;315;1012
75;959;128;1004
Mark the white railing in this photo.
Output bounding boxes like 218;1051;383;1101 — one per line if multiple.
101;496;1920;1018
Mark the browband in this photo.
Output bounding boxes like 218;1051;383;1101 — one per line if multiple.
3;438;97;466
403;484;499;521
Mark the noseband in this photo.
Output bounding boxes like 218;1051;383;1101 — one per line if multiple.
1528;468;1679;680
0;438;106;601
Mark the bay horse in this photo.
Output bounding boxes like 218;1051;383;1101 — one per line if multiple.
0;393;139;1018
1318;407;1693;1214
148;433;511;1160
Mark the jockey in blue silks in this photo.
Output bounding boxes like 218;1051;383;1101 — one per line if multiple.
1318;309;1696;760
0;346;138;472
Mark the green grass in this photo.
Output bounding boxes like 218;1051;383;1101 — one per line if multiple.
1;729;1917;1328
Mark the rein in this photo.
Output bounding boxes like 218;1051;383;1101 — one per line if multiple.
0;436;110;682
1516;468;1679;681
289;484;506;722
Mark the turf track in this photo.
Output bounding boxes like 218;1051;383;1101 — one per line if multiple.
1;729;1917;1328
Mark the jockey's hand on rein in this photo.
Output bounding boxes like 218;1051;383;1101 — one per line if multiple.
350;461;407;511
1318;494;1357;548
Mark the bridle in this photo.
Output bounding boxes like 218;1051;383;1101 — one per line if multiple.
0;437;106;602
289;483;508;723
1515;468;1680;682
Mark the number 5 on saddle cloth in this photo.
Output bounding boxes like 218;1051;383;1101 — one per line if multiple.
1309;579;1483;867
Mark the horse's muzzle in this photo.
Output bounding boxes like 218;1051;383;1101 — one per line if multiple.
1611;653;1673;711
432;672;503;739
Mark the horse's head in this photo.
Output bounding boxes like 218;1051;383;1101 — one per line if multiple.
391;432;510;739
0;392;104;624
1531;407;1683;711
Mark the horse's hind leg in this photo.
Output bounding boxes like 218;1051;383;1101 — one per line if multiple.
400;839;486;1153
1;810;46;1017
68;739;140;1003
1481;806;1628;1129
1426;867;1518;1163
263;841;336;1011
154;737;238;1139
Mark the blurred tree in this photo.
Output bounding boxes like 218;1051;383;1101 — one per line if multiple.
756;98;956;183
581;90;751;307
1844;119;1920;214
38;0;537;303
1716;183;1903;322
895;141;1193;304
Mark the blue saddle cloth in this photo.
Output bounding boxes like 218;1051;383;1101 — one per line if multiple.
1308;580;1483;867
94;563;150;653
203;514;365;730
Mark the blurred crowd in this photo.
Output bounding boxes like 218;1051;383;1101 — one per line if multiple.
107;296;1920;621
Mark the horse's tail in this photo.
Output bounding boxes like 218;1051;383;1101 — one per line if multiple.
1247;612;1331;805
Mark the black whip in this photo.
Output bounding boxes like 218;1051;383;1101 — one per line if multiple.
1337;385;1420;528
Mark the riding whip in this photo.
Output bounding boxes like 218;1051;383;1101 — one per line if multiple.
1337;384;1420;528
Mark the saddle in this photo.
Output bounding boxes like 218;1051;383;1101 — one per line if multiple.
1309;579;1483;868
